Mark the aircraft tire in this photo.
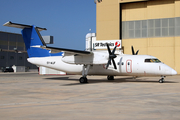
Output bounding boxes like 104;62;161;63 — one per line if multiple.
159;78;164;83
107;76;114;80
79;77;88;83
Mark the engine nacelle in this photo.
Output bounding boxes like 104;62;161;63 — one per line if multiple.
62;52;108;65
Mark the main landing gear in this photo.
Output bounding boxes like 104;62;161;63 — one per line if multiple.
79;65;116;83
79;77;88;83
79;65;90;83
159;76;165;83
107;75;114;80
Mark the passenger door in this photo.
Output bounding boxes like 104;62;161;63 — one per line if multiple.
126;60;132;73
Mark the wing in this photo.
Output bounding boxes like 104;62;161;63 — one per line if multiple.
42;46;108;65
44;46;92;55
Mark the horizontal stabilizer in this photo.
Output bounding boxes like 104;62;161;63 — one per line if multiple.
3;21;47;31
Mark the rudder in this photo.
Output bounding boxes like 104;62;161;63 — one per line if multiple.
21;26;50;57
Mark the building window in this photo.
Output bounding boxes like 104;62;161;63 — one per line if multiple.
154;19;161;37
122;17;180;39
135;21;141;38
129;21;134;38
169;18;175;36
142;20;147;38
148;19;154;37
175;17;180;36
162;18;168;36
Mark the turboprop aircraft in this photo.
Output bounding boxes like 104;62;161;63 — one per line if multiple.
3;21;177;83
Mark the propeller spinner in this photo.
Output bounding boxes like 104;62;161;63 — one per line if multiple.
106;43;117;69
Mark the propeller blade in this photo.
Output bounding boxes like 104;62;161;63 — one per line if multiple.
106;43;112;55
106;43;117;70
112;45;117;54
106;59;111;69
135;50;139;55
131;46;135;55
132;46;139;55
112;59;117;69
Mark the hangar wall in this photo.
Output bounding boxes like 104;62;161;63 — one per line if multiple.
96;0;180;73
96;0;120;40
0;31;37;70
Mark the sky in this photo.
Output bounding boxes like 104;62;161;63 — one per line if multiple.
0;0;96;50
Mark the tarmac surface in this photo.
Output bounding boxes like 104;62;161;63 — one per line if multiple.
0;72;180;120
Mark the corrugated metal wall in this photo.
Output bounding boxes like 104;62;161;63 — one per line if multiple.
0;31;37;70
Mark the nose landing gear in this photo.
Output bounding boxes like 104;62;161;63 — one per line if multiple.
159;76;165;83
79;65;90;83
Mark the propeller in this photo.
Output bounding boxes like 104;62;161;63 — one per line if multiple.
131;46;139;55
106;43;117;69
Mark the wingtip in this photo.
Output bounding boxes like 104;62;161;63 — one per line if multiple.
3;21;12;26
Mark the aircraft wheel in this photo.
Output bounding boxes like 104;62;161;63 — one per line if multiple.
107;76;114;80
79;77;88;83
159;78;164;83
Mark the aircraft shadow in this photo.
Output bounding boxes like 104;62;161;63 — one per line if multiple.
44;76;178;86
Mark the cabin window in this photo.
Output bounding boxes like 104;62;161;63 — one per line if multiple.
121;62;124;65
144;58;161;63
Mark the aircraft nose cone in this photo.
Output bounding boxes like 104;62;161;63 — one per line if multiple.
172;69;177;75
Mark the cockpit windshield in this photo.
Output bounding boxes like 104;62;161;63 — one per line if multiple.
144;58;161;63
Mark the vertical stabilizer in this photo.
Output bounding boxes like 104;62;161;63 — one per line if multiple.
3;21;50;58
21;26;50;57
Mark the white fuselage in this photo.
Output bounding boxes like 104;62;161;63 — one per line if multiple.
27;54;177;77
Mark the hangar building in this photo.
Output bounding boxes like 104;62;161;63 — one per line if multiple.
0;31;37;71
96;0;180;73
